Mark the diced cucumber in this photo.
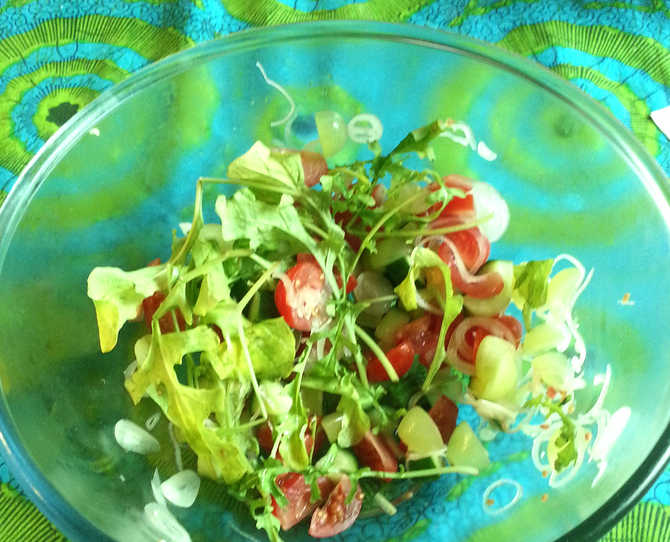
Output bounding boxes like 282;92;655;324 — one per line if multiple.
522;322;567;356
375;308;411;351
383;257;412;288
397;406;444;454
354;271;395;327
446;422;490;471
365;238;411;270
332;449;358;473
245;289;279;322
463;260;514;316
321;412;344;443
315;446;359;473
532;351;570;390
469;335;518;401
301;388;323;417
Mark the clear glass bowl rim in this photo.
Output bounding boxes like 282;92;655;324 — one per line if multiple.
0;20;669;542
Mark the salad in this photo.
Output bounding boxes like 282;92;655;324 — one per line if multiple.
88;119;618;542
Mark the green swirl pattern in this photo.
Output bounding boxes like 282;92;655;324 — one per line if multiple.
0;1;669;541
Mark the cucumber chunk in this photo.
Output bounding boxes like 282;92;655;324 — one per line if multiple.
446;421;490;471
463;260;514;316
469;335;518;401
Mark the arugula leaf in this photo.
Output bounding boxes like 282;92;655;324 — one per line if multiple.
552;422;578;472
87;265;168;352
525;395;578;473
372;119;449;179
381;361;426;410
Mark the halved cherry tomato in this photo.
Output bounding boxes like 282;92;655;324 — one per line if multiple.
445;227;490;273
308;477;363;538
300;150;328;187
423;175;475;219
142;292;186;334
352;431;398;476
272;474;335;531
392;314;463;369
275;260;327;331
365;340;416;382
429;395;459;443
468;326;490;364
295;253;356;294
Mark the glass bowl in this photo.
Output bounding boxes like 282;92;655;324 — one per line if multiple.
0;21;669;542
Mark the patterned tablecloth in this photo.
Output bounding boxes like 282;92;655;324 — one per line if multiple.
0;1;669;541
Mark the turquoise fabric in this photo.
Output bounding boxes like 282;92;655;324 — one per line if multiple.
0;1;669;540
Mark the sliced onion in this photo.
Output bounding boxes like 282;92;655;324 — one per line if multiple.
152;469;166;506
144;502;191;542
470;181;509;242
161;470;201;508
438;238;503;298
114;419;160;455
482;479;522;516
347;113;383;144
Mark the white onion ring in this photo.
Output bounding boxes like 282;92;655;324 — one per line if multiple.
482;478;523;516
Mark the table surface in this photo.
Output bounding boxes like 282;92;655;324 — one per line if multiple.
0;1;669;541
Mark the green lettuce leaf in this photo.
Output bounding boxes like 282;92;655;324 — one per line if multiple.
514;259;553;309
227;140;304;192
125;324;255;483
336;395;371;448
201;314;296;381
87;265;168;352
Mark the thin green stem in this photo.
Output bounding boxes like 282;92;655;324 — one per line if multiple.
358;465;478;480
355;325;399;382
238;262;280;311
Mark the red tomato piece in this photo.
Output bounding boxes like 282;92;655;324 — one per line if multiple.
272;474;335;531
423;175;476;219
295;253;356;294
308;477;363;538
393;314;462;369
142;292;186;334
393;315;436;366
496;315;523;347
256;422;275;454
465;326;491;364
436;241;503;299
444;227;490;273
365;340;416;382
300;150;328;188
352;431;398;476
429;395;459;443
275;260;327;331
